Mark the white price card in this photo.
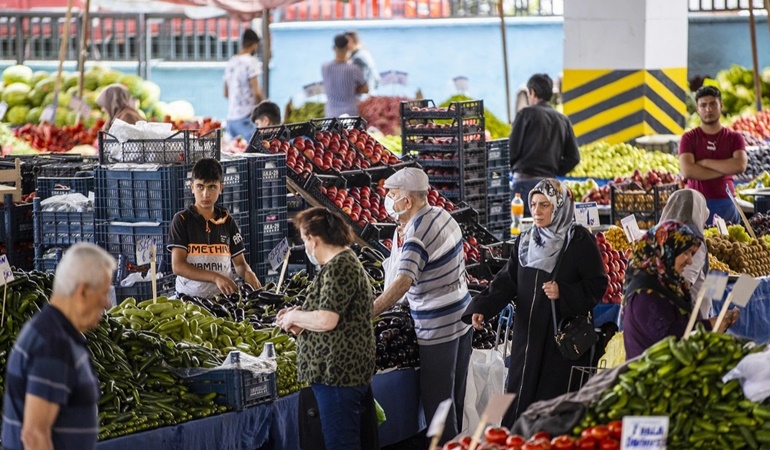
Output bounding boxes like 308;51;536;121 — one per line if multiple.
481;393;516;424
574;202;599;228
303;82;325;98
621;214;644;242
703;270;729;301
380;70;408;86
713;214;728;235
0;255;15;286
268;237;291;271
453;76;469;92
427;399;453;438
40;105;56;123
0;101;8;121
730;274;760;307
621;416;668;450
136;238;156;266
69;95;92;116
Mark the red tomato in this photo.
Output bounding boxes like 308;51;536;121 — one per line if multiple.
598;439;619;450
589;426;610;441
506;435;527;449
607;421;622;440
532;432;551;442
580;428;593;439
551;435;575;450
521;443;545;450
485;427;511;445
460;436;473;448
576;436;598;450
443;442;464;450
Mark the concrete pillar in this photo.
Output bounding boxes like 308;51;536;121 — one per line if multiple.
562;0;689;145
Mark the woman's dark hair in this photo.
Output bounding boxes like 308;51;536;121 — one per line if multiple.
527;73;553;102
295;207;354;247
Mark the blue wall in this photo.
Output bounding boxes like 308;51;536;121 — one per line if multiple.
4;15;769;123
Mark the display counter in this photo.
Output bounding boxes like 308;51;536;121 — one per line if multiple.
713;275;770;344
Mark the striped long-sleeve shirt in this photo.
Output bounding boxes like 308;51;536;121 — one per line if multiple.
398;204;471;346
322;60;365;117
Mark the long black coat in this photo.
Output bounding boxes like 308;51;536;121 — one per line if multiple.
463;226;607;427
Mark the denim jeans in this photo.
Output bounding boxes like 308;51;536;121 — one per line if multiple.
310;383;368;450
226;115;256;141
706;198;740;225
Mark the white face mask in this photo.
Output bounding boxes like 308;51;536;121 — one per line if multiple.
305;240;319;266
385;195;408;218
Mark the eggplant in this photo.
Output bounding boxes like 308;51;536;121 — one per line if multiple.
379;329;393;342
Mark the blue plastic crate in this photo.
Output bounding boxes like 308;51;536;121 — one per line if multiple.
36;176;94;200
113;275;176;303
286;193;307;212
97;221;171;265
95;167;186;222
34;256;60;272
230;211;251;264
0;194;33;242
245;153;288;212
33;199;96;246
183;157;251;215
252;210;287;242
487;195;509;226
254;262;281;286
4;242;34;271
185;368;277;411
252;230;285;267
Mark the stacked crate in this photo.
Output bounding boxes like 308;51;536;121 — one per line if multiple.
400;99;487;221
0;160;33;270
485;139;511;240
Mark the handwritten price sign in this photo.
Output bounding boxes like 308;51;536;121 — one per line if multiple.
380;70;408;86
136;238;156;266
303;82;325;98
0;255;14;285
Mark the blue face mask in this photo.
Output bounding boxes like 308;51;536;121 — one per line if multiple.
305;242;319;266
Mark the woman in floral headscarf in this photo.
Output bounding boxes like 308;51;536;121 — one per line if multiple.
463;179;608;426
622;220;738;360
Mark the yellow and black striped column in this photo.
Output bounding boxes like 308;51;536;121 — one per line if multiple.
563;0;689;145
563;69;688;145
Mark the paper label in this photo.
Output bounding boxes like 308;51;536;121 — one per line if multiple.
482;393;516;423
69;95;92;116
730;274;760;307
380;70;408;86
0;101;8;121
703;271;729;301
621;416;669;450
426;399;453;437
0;255;15;285
268;237;290;271
574;202;600;228
621;215;643;242
713;215;728;235
453;76;469;92
136;238;156;266
40;105;56;123
303;82;325;97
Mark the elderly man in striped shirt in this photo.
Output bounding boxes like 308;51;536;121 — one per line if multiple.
373;167;473;445
321;34;369;118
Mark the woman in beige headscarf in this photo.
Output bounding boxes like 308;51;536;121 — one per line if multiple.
95;84;143;131
658;188;711;317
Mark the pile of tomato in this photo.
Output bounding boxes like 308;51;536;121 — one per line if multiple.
443;421;623;450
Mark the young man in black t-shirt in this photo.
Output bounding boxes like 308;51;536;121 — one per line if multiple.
168;158;261;297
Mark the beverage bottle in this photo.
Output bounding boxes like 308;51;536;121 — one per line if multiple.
510;193;524;236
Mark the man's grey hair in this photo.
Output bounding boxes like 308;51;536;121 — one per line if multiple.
53;243;117;297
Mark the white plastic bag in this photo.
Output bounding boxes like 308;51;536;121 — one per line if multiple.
723;346;770;402
463;348;506;433
383;228;407;303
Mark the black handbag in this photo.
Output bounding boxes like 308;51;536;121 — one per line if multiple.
549;235;599;361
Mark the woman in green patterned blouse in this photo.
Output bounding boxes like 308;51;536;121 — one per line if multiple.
276;207;376;450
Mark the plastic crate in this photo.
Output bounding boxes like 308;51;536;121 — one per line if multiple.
254;262;282;286
631;135;680;156
252;209;287;239
3;241;34;270
304;175;366;235
36;176;94;200
400;99;484;120
609;182;679;224
486;194;509;226
247;125;291;153
245;153;288;212
95;166;186;222
113;275;176;303
34;254;61;272
612;212;657;231
458;220;501;246
252;230;285;267
230;211;251;264
487;170;509;196
186;367;277;410
98;129;221;165
34;199;96;246
287;193;307;212
0;194;33;242
33;157;97;178
486;139;509;161
182;157;250;215
97;221;171;265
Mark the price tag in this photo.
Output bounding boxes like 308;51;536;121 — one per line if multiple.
426;399;453;438
713;214;728;235
303;82;325;98
453;76;470;92
69;95;92;116
380;70;408;86
574;202;599;228
40;105;56;123
481;393;516;423
620;215;644;242
621;416;668;450
136;238;156;266
0;255;15;286
703;270;729;301
268;237;290;271
0;101;8;121
730;274;759;307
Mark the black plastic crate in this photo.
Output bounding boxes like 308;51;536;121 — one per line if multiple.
337;117;368;132
230;211;251;264
33;157;97;178
304;175;365;235
3;241;34;270
252;210;288;242
254;262;282;286
252;230;285;267
34;254;61;272
486;194;509;226
97;221;171;265
36;176;94;200
486;139;509;161
185;368;277;411
248;125;291;153
98;129;221;165
95;166;186;222
34;199;96;246
0;194;33;242
113;275;176;303
487;169;509;196
400;99;484;120
403;139;486;154
287;193;307;212
182;157;250;215
610;182;678;224
458;220;501;246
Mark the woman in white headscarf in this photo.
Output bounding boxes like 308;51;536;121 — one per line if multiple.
463;179;608;427
658;189;711;317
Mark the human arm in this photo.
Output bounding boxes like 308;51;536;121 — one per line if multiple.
555;228;609;316
556;123;580;176
232;253;261;289
171;248;238;295
20;394;59;450
463;242;521;328
679;152;725;181
278;308;339;332
224;81;228;99
696;150;748;176
249;76;264;104
356;83;369;95
373;274;412;317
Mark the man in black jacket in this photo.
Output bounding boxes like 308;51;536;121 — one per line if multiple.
509;74;580;215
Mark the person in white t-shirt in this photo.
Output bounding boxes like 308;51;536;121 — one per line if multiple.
224;29;264;141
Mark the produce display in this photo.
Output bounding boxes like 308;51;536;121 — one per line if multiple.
358;96;410;135
581;329;768;449
730;111;770;141
13;121;104;152
713;64;770;116
736;145;770;182
595;232;628;304
0;122;40;155
708;252;734;274
735;171;770;203
562;178;599;203
705;225;770;277
443;423;623;450
568;142;680;180
440;94;512;139
374;304;420;371
581;170;680;206
285;101;325;123
602;226;632;253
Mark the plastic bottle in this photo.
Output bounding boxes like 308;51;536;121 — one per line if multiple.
510;193;524;236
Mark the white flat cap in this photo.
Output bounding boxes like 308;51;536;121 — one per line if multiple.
383;167;430;191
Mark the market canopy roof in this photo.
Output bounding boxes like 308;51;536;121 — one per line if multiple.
93;0;302;20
